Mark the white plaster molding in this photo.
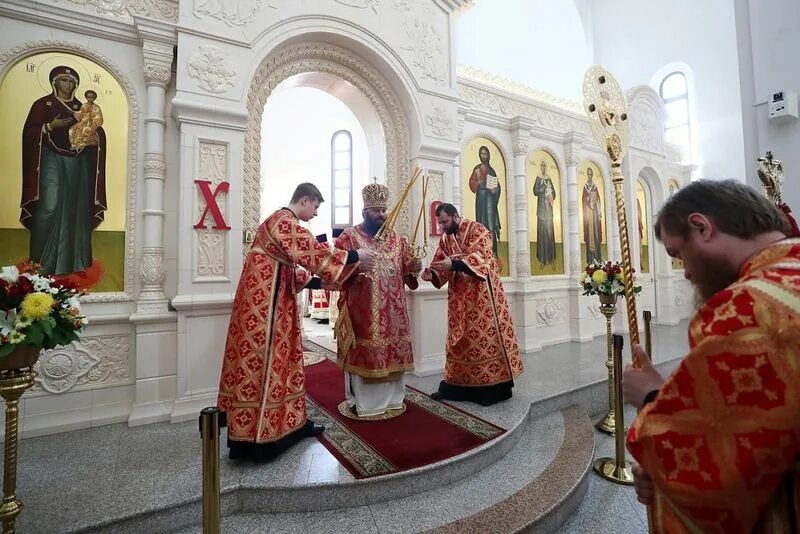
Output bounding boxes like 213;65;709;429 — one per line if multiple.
128;0;178;21
32;335;132;394
56;0;128;17
52;0;177;21
458;81;592;139
242;42;411;247
393;0;447;87
193;0;276;27
0;40;139;303
187;45;237;94
458;64;583;114
333;0;380;13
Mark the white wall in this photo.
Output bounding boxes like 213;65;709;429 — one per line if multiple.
455;0;593;102
591;0;746;182
736;0;800;209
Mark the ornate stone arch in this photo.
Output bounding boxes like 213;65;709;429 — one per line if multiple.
243;42;411;238
0;41;140;303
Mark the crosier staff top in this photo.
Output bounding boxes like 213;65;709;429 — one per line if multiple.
583;66;643;368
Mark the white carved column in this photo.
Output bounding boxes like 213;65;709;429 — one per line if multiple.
511;123;531;278
564;133;583;277
128;31;178;427
452;156;462;213
564;133;595;342
137;39;174;314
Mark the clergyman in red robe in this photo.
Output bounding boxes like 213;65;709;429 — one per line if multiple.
217;183;374;461
623;180;800;533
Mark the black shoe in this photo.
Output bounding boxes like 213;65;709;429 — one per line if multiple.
430;391;444;401
309;423;325;437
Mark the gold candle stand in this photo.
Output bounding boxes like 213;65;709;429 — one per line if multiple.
596;294;619;435
592;334;634;484
0;367;36;534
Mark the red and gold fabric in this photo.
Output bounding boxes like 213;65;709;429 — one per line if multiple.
218;209;358;444
333;225;416;378
627;238;800;533
430;218;523;386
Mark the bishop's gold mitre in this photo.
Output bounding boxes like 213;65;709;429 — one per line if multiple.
362;181;389;209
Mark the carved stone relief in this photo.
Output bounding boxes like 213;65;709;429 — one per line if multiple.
392;0;447;86
56;0;128;17
128;0;178;21
333;0;380;13
569;250;581;273
32;336;132;394
193;0;276;27
425;105;454;137
536;297;565;326
144;63;172;88
55;0;178;21
187;46;237;94
197;142;228;277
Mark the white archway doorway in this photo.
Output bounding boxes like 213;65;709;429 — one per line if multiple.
260;72;386;344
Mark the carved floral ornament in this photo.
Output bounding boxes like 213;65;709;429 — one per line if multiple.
187;45;237;94
425;105;454;137
53;0;178;21
32;336;132;394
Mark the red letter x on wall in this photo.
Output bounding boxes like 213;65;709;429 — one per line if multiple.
194;180;231;230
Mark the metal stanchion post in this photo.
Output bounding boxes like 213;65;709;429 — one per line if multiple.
643;310;652;360
593;334;634;484
199;407;224;534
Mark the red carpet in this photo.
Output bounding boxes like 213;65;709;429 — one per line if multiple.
303;343;505;479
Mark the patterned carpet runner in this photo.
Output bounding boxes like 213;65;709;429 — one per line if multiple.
303;341;505;479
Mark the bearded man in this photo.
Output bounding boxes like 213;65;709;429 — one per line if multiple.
622;179;800;533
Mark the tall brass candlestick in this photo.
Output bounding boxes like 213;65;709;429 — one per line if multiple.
596;294;619;435
592;334;633;485
0;366;36;534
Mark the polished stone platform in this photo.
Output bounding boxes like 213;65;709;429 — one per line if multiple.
11;320;689;533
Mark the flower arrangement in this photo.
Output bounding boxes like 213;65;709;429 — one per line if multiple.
579;259;642;297
0;262;87;359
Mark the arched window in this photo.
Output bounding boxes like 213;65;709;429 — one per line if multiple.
659;72;691;163
331;130;353;228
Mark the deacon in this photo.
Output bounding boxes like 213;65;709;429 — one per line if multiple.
421;203;523;406
218;183;374;461
623;180;800;533
333;182;422;417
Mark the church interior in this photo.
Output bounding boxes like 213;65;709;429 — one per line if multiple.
0;0;797;532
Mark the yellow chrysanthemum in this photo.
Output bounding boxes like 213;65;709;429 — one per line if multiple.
591;270;607;284
579;272;588;285
20;293;54;320
618;269;625;282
